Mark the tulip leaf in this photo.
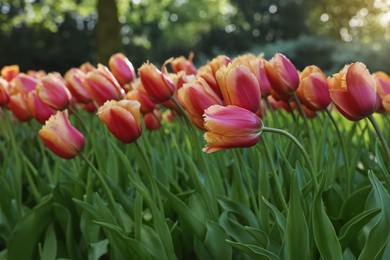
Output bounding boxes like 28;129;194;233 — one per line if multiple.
7;195;53;260
204;220;232;260
217;197;259;228
226;240;280;260
286;171;309;260
40;223;57;260
89;239;109;260
262;197;286;233
358;172;390;260
338;207;381;249
312;178;342;260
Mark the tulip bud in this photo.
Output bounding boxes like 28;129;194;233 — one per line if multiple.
138;62;176;103
198;65;221;98
7;93;33;122
79;62;95;73
36;74;72;110
27;90;57;124
10;73;38;94
39;111;85;159
328;62;377;121
83;64;124;106
171;53;197;75
97;100;142;143
144;110;162;131
265;53;300;100
249;55;272;97
64;68;91;104
203;105;263;153
108;53;136;86
373;71;390;112
178;78;223;130
0;78;10;105
1;65;19;82
232;53;257;68
296;65;331;111
125;88;157;114
216;62;261;113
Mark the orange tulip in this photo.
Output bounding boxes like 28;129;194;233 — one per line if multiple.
373;71;390;112
265;53;300;100
0;78;10;105
138;61;176;103
216;61;261;113
97;100;142;143
36;74;72;110
328;62;377;121
108;53;136;86
64;68;91;104
39;111;85;159
296;65;331;111
27;90;57;124
83;64;124;106
1;65;19;82
203;105;263;153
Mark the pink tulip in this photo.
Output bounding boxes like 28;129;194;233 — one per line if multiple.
203;105;263;153
108;53;136;86
37;74;72;110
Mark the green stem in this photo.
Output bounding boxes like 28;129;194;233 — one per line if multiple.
134;141;164;213
79;153;124;226
234;149;259;213
325;109;351;194
367;115;390;186
261;141;288;212
262;126;319;192
292;92;317;169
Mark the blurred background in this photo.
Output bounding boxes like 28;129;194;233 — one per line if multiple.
1;0;390;75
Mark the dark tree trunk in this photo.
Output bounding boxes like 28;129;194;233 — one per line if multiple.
96;0;123;64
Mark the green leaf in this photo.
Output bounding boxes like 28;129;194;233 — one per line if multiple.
338;208;381;249
340;186;371;220
226;240;280;260
286;171;309;260
262;197;286;233
312;180;342;260
218;197;259;228
359;172;390;259
40;223;57;260
89;239;109;260
204;220;232;260
7;195;53;260
157;181;206;240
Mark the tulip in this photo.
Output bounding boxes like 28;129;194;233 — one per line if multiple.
7;93;33;122
97;100;142;143
10;73;38;94
203;105;263;153
108;53;136;86
249;55;272;97
144;110;161;131
198;65;222;98
296;65;331;111
36;74;72;110
373;71;390;112
39;111;85;159
171;53;197;75
27;70;46;79
64;68;91;104
328;62;377;121
178;78;223;130
79;62;95;73
138;61;176;103
265;53;300;100
125;88;157;114
1;65;19;82
216;61;261;113
83;64;124;106
208;55;231;75
27;90;57;124
0;78;10;105
232;53;256;68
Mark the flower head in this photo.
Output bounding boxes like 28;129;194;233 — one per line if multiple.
108;53;136;86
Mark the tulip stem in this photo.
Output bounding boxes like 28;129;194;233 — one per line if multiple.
367;115;390;186
79;153;124;226
262;126;319;192
325;108;351;194
292;92;317;170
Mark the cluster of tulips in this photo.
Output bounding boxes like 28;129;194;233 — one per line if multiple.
0;51;390;165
